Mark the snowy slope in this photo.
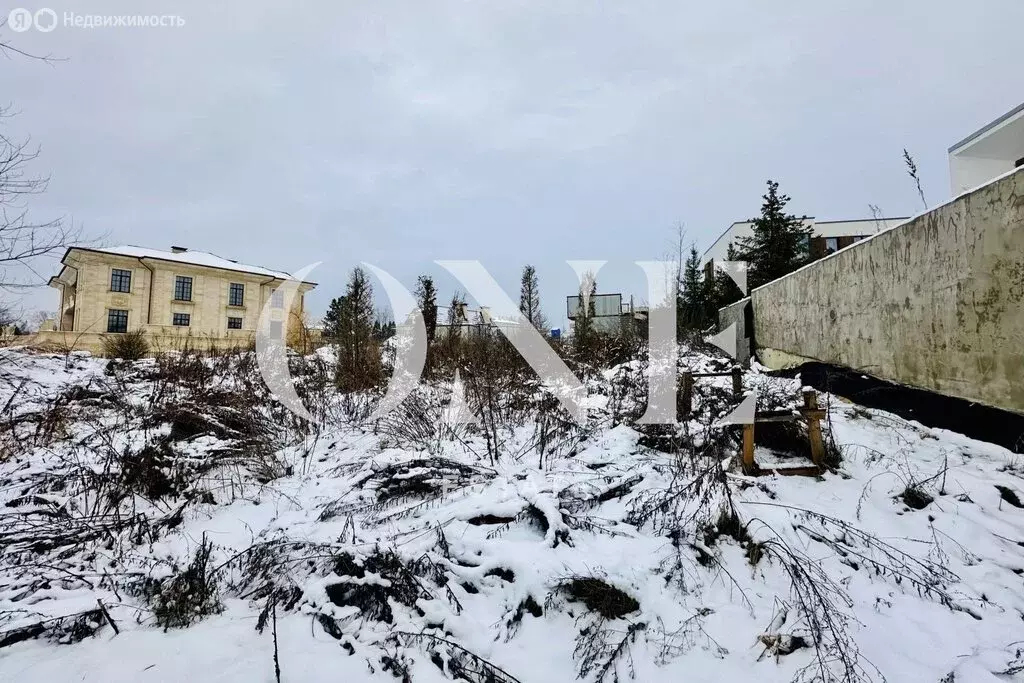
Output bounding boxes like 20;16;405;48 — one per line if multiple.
0;349;1022;683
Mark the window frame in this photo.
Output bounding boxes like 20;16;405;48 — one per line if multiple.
107;309;128;334
825;237;839;254
172;312;191;327
110;268;132;293
174;275;193;302
228;282;245;307
227;316;243;330
270;288;284;309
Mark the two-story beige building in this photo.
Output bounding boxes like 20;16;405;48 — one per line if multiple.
42;245;316;353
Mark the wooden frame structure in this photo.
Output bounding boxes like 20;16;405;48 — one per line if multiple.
740;389;827;477
680;368;827;477
680;367;743;416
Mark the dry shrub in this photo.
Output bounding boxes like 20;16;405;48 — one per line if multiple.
144;536;223;629
120;442;179;499
900;485;934;510
102;330;149;360
323;550;426;625
557;577;639;619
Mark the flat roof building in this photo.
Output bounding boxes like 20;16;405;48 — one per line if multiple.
949;101;1024;196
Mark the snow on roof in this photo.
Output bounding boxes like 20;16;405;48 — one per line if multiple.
74;245;303;281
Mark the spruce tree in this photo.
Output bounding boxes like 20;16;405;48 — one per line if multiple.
518;265;547;332
735;180;813;290
679;245;709;331
322;296;346;342
573;272;598;358
335;267;379;391
415;275;439;343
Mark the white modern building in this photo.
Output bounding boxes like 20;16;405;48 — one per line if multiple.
948;101;1024;196
703;216;907;270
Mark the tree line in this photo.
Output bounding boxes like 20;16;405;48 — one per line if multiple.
322;179;815;390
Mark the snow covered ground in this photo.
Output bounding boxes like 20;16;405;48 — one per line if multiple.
0;347;1022;682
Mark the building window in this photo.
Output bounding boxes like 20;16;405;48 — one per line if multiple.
825;237;839;254
107;309;128;333
271;289;284;309
110;268;132;293
227;316;243;330
172;313;191;327
174;275;193;302
229;283;245;307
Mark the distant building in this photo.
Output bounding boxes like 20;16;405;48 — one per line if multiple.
42;245;315;353
702;216;907;280
435;304;523;339
566;293;647;335
948;101;1024;196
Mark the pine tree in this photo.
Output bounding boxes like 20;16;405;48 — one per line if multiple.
415;275;438;343
322;296;346;342
678;245;709;331
518;265;547;332
371;314;396;342
735;180;813;290
573;271;598;358
335;267;380;391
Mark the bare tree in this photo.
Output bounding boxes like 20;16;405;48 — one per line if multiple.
0;104;79;289
0;27;77;292
1;18;64;64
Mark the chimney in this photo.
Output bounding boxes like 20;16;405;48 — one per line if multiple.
171;246;188;253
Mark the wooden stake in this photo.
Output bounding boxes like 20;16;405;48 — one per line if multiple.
742;423;756;474
803;390;825;469
731;367;743;398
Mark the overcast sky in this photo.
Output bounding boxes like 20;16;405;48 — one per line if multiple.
3;0;1023;328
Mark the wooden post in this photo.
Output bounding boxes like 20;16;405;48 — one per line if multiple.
803;389;825;469
742;423;756;474
731;366;743;398
681;371;693;416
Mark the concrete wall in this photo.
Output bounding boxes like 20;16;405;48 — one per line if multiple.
753;167;1024;415
717;297;751;365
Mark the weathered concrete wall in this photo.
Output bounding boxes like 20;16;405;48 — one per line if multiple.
717;297;751;365
753;167;1024;415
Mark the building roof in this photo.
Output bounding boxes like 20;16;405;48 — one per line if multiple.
949;101;1024;154
59;245;315;284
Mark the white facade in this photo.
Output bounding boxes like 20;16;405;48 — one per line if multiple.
703;217;906;265
949;102;1024;196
